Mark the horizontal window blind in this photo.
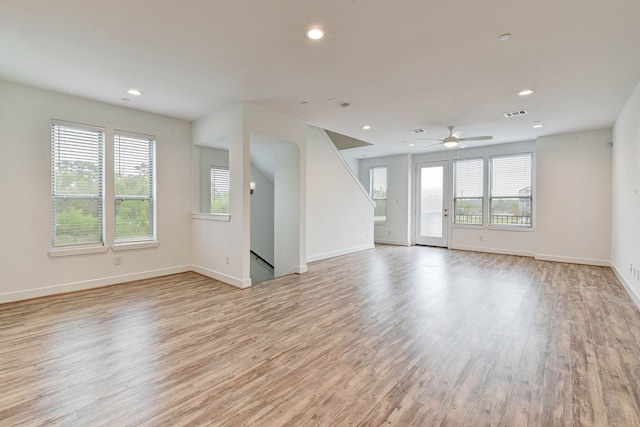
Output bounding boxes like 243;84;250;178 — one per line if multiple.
490;153;532;197
454;158;483;224
490;153;532;227
51;121;105;246
210;167;230;214
114;132;155;241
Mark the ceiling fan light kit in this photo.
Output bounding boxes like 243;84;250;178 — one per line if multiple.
443;139;459;148
424;125;493;149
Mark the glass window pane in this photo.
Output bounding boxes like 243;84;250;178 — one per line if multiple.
454;158;483;224
54;198;101;246
210;167;230;214
51;121;104;247
370;167;387;222
115;199;152;240
490;153;532;226
420;166;443;238
114;132;155;241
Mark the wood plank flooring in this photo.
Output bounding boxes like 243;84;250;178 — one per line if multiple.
2;245;640;426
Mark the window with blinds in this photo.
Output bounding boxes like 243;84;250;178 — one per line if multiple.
489;153;532;227
51;121;105;247
114;132;156;241
454;158;484;225
370;166;387;223
210;166;230;214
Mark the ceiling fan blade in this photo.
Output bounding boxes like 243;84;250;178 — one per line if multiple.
459;136;493;142
417;138;444;142
423;141;443;148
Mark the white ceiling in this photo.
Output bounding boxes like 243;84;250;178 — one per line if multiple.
2;1;639;158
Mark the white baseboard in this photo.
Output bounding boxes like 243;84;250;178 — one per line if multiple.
451;244;534;258
611;263;640;310
374;239;411;247
306;243;375;263
190;265;252;289
534;254;611;267
295;265;308;274
0;265;191;304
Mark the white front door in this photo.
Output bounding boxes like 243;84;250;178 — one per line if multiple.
415;161;449;247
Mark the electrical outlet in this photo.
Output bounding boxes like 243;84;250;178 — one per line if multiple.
479;235;484;242
114;256;122;265
225;255;230;264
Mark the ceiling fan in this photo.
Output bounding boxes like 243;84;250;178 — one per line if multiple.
422;125;492;148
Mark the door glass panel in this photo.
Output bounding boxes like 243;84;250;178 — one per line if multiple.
420;166;444;238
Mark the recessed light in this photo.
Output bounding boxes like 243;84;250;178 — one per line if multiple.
306;28;324;40
362;125;371;130
408;143;415;147
127;89;142;96
533;121;543;128
121;98;130;102
517;89;535;96
498;33;511;41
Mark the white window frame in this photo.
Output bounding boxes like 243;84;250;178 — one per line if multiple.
370;166;387;224
453;157;484;226
489;152;533;228
210;166;230;215
114;131;157;243
50;120;105;248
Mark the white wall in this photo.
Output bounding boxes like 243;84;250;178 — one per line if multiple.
191;102;250;287
359;154;412;246
274;143;301;276
341;152;361;178
536;128;612;265
306;126;375;262
411;141;537;256
191;102;308;287
0;81;192;303
250;163;274;266
243;103;308;273
198;146;229;213
612;80;640;306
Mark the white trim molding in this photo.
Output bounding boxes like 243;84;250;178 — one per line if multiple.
306;243;374;263
534;254;611;267
611;263;640;310
451;245;535;258
191;265;252;289
0;265;191;304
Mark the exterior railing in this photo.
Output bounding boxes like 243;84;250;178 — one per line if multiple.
454;214;482;224
454;214;531;226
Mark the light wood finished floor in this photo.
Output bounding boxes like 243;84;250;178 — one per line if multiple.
2;246;640;426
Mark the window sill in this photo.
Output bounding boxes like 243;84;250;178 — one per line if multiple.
191;213;231;222
452;224;534;232
48;245;109;258
112;240;159;251
452;224;485;229
488;225;534;232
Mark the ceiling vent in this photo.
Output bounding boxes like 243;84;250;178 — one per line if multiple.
504;109;528;118
408;128;426;134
